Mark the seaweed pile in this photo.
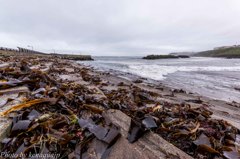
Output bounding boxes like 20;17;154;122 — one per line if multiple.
127;104;240;158
0;58;119;158
0;56;240;159
103;84;240;158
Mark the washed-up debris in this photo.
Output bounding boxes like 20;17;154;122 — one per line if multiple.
133;79;143;83
185;98;203;104
0;98;57;116
172;88;186;93
0;56;239;159
0;58;116;158
11;120;31;132
0;79;24;89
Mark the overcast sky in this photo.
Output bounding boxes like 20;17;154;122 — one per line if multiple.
0;0;240;56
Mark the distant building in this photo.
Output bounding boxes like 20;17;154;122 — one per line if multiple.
0;47;18;52
214;45;240;50
0;46;45;54
17;47;45;54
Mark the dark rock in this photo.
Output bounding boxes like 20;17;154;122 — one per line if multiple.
127;120;145;143
133;79;143;83
78;118;120;144
173;89;186;93
143;55;179;60
178;55;190;58
142;116;157;129
185;98;203;104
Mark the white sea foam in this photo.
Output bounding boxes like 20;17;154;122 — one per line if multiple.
79;57;240;102
126;65;240;80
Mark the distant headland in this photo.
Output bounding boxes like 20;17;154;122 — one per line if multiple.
143;44;240;59
194;45;240;58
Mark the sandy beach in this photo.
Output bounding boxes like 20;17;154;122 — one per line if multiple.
0;55;239;158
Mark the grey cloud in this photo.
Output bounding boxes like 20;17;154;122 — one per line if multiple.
0;0;240;56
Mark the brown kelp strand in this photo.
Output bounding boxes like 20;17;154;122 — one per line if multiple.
0;56;240;159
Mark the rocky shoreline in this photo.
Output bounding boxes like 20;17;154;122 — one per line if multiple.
0;55;240;158
0;49;94;61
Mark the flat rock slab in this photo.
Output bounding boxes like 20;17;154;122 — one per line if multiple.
103;109;193;159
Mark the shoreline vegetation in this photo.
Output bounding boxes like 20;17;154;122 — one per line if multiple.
0;49;240;158
194;47;240;58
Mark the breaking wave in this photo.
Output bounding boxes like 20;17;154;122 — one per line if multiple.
126;65;240;80
79;57;240;102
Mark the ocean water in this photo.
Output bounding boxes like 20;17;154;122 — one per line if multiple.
79;56;240;102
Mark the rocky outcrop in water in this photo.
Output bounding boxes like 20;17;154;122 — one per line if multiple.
143;54;190;60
